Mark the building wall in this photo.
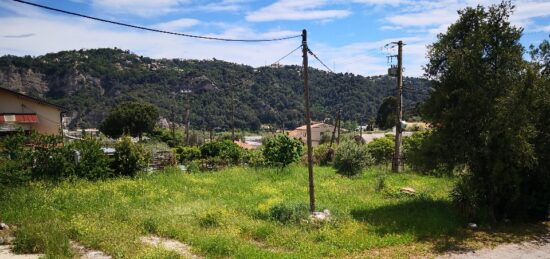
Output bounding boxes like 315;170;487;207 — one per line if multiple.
0;92;62;135
292;126;334;147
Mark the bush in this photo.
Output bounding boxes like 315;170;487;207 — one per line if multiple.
29;134;74;180
200;140;243;165
242;149;266;168
366;135;394;165
403;131;451;174
313;143;334;166
68;138;113;180
175;146;201;163
112;136;150;177
266;203;309;223
0;158;31;185
262;134;303;169
333;140;373;176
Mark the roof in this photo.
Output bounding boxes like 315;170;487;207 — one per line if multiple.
296;122;334;130
0;113;39;124
0;87;66;111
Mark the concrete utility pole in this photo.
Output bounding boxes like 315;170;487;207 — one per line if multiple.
302;29;315;213
392;41;404;172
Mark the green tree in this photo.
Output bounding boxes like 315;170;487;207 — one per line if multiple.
262;134;303;169
100;101;159;139
375;96;396;130
424;1;547;221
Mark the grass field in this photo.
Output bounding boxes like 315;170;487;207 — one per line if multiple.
0;166;545;258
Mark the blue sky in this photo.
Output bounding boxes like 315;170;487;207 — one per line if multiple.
1;0;550;76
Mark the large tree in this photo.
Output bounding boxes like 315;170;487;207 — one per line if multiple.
100;101;159;139
424;1;549;221
375;96;397;130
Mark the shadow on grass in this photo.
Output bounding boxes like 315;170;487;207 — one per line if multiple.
351;197;464;238
351;197;550;254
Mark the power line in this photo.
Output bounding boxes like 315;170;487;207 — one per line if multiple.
12;0;301;42
307;48;334;73
270;45;302;66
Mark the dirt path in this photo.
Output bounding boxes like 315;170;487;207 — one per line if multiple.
438;236;550;259
70;241;111;259
0;245;42;259
141;236;201;259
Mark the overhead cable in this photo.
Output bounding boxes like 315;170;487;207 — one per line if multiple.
12;0;301;42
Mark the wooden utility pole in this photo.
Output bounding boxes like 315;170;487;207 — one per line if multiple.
329;109;340;148
230;83;235;140
183;88;191;145
392;41;404;172
302;29;315;213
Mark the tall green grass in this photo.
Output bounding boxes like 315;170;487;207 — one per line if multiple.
0;166;462;258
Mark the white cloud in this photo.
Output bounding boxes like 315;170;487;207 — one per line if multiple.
154;18;200;31
89;0;190;17
246;0;351;22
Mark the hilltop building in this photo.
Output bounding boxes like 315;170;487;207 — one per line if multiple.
0;87;65;135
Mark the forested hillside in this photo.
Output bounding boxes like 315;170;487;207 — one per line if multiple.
0;48;430;130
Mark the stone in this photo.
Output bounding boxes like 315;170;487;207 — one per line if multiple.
311;209;331;222
468;223;478;229
399;187;416;195
0;222;8;230
0;237;4;245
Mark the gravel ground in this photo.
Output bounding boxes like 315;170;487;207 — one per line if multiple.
439;236;550;259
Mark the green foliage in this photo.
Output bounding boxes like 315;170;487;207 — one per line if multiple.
424;2;550;221
265;203;309;224
403;131;450;174
313;143;334;166
242;149;266;168
68;138;113;180
200;140;243;165
262;134;303;169
333;140;373;176
100;101;159;139
376;96;397;130
175;146;201;163
0;158;30;186
366;135;394;165
29;134;74;180
112;136;150;177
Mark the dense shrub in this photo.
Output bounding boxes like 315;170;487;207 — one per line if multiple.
0;158;30;185
200;140;243;164
366;135;394;165
68;138;113;180
29;135;74;180
242;149;266;168
262;134;303;169
313;143;334;166
266;203;309;223
333;140;373;176
403;131;451;174
175;146;201;163
112;136;150;177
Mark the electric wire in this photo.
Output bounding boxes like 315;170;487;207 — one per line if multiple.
307;48;334;73
270;45;302;66
12;0;301;42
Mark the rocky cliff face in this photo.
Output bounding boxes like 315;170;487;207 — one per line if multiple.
0;66;49;95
